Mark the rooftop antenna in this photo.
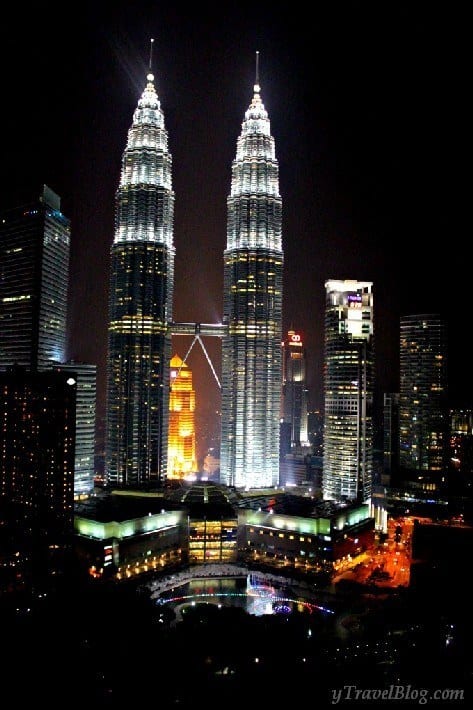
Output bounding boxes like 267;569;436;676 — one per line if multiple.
254;50;260;92
149;38;154;72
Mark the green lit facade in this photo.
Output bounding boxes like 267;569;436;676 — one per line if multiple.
75;510;184;578
238;503;372;567
74;492;372;579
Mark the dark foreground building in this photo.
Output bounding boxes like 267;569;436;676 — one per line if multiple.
0;367;75;597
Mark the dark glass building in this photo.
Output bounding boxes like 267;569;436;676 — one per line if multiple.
323;280;374;504
383;392;400;486
105;67;175;488
0;185;70;370
399;314;448;498
221;59;283;488
281;329;309;449
0;367;75;594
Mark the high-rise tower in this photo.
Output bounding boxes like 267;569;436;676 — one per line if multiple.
56;361;97;497
281;329;310;449
106;48;175;488
0;185;70;370
0;366;75;592
322;280;374;503
399;315;448;497
168;354;197;479
383;392;400;486
220;54;283;489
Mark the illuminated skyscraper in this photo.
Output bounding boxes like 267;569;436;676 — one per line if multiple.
106;55;175;488
168;354;197;479
56;361;97;497
399;315;448;496
0;185;70;370
281;329;309;449
322;280;374;503
220;54;283;488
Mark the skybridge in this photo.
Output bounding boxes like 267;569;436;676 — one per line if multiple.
168;321;227;390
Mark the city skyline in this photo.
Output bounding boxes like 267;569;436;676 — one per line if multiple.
0;2;468;459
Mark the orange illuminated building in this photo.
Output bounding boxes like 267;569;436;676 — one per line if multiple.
168;354;197;479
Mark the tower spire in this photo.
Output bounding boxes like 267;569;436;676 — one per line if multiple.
254;50;260;93
149;38;154;72
147;38;155;83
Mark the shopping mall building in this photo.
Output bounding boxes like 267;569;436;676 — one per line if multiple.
74;483;374;580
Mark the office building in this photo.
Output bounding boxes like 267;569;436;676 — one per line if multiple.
105;65;175;487
56;361;96;497
307;409;324;457
0;185;70;370
73;485;372;581
221;55;283;488
239;498;374;574
399;315;448;497
281;329;309;449
322;280;374;503
75;503;185;580
168;354;197;480
450;409;473;436
0;367;75;593
383;392;400;486
279;452;310;487
450;409;473;497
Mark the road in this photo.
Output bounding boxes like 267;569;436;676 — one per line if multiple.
333;515;415;588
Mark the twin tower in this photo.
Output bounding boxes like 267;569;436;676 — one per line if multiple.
105;53;283;490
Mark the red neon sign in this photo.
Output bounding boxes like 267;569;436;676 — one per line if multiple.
289;333;302;345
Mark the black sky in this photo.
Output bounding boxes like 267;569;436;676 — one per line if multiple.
0;1;469;462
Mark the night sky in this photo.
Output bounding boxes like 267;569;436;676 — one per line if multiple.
0;2;468;463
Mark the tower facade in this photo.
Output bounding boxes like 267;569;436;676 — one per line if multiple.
105;67;175;488
322;280;374;503
281;329;309;449
399;315;448;494
168;354;197;479
383;392;400;486
0;185;70;370
56;361;97;497
220;60;283;489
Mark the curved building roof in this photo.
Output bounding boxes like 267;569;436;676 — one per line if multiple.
166;482;241;518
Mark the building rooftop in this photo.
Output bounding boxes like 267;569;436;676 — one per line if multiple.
74;490;178;523
166;482;241;518
238;491;359;519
